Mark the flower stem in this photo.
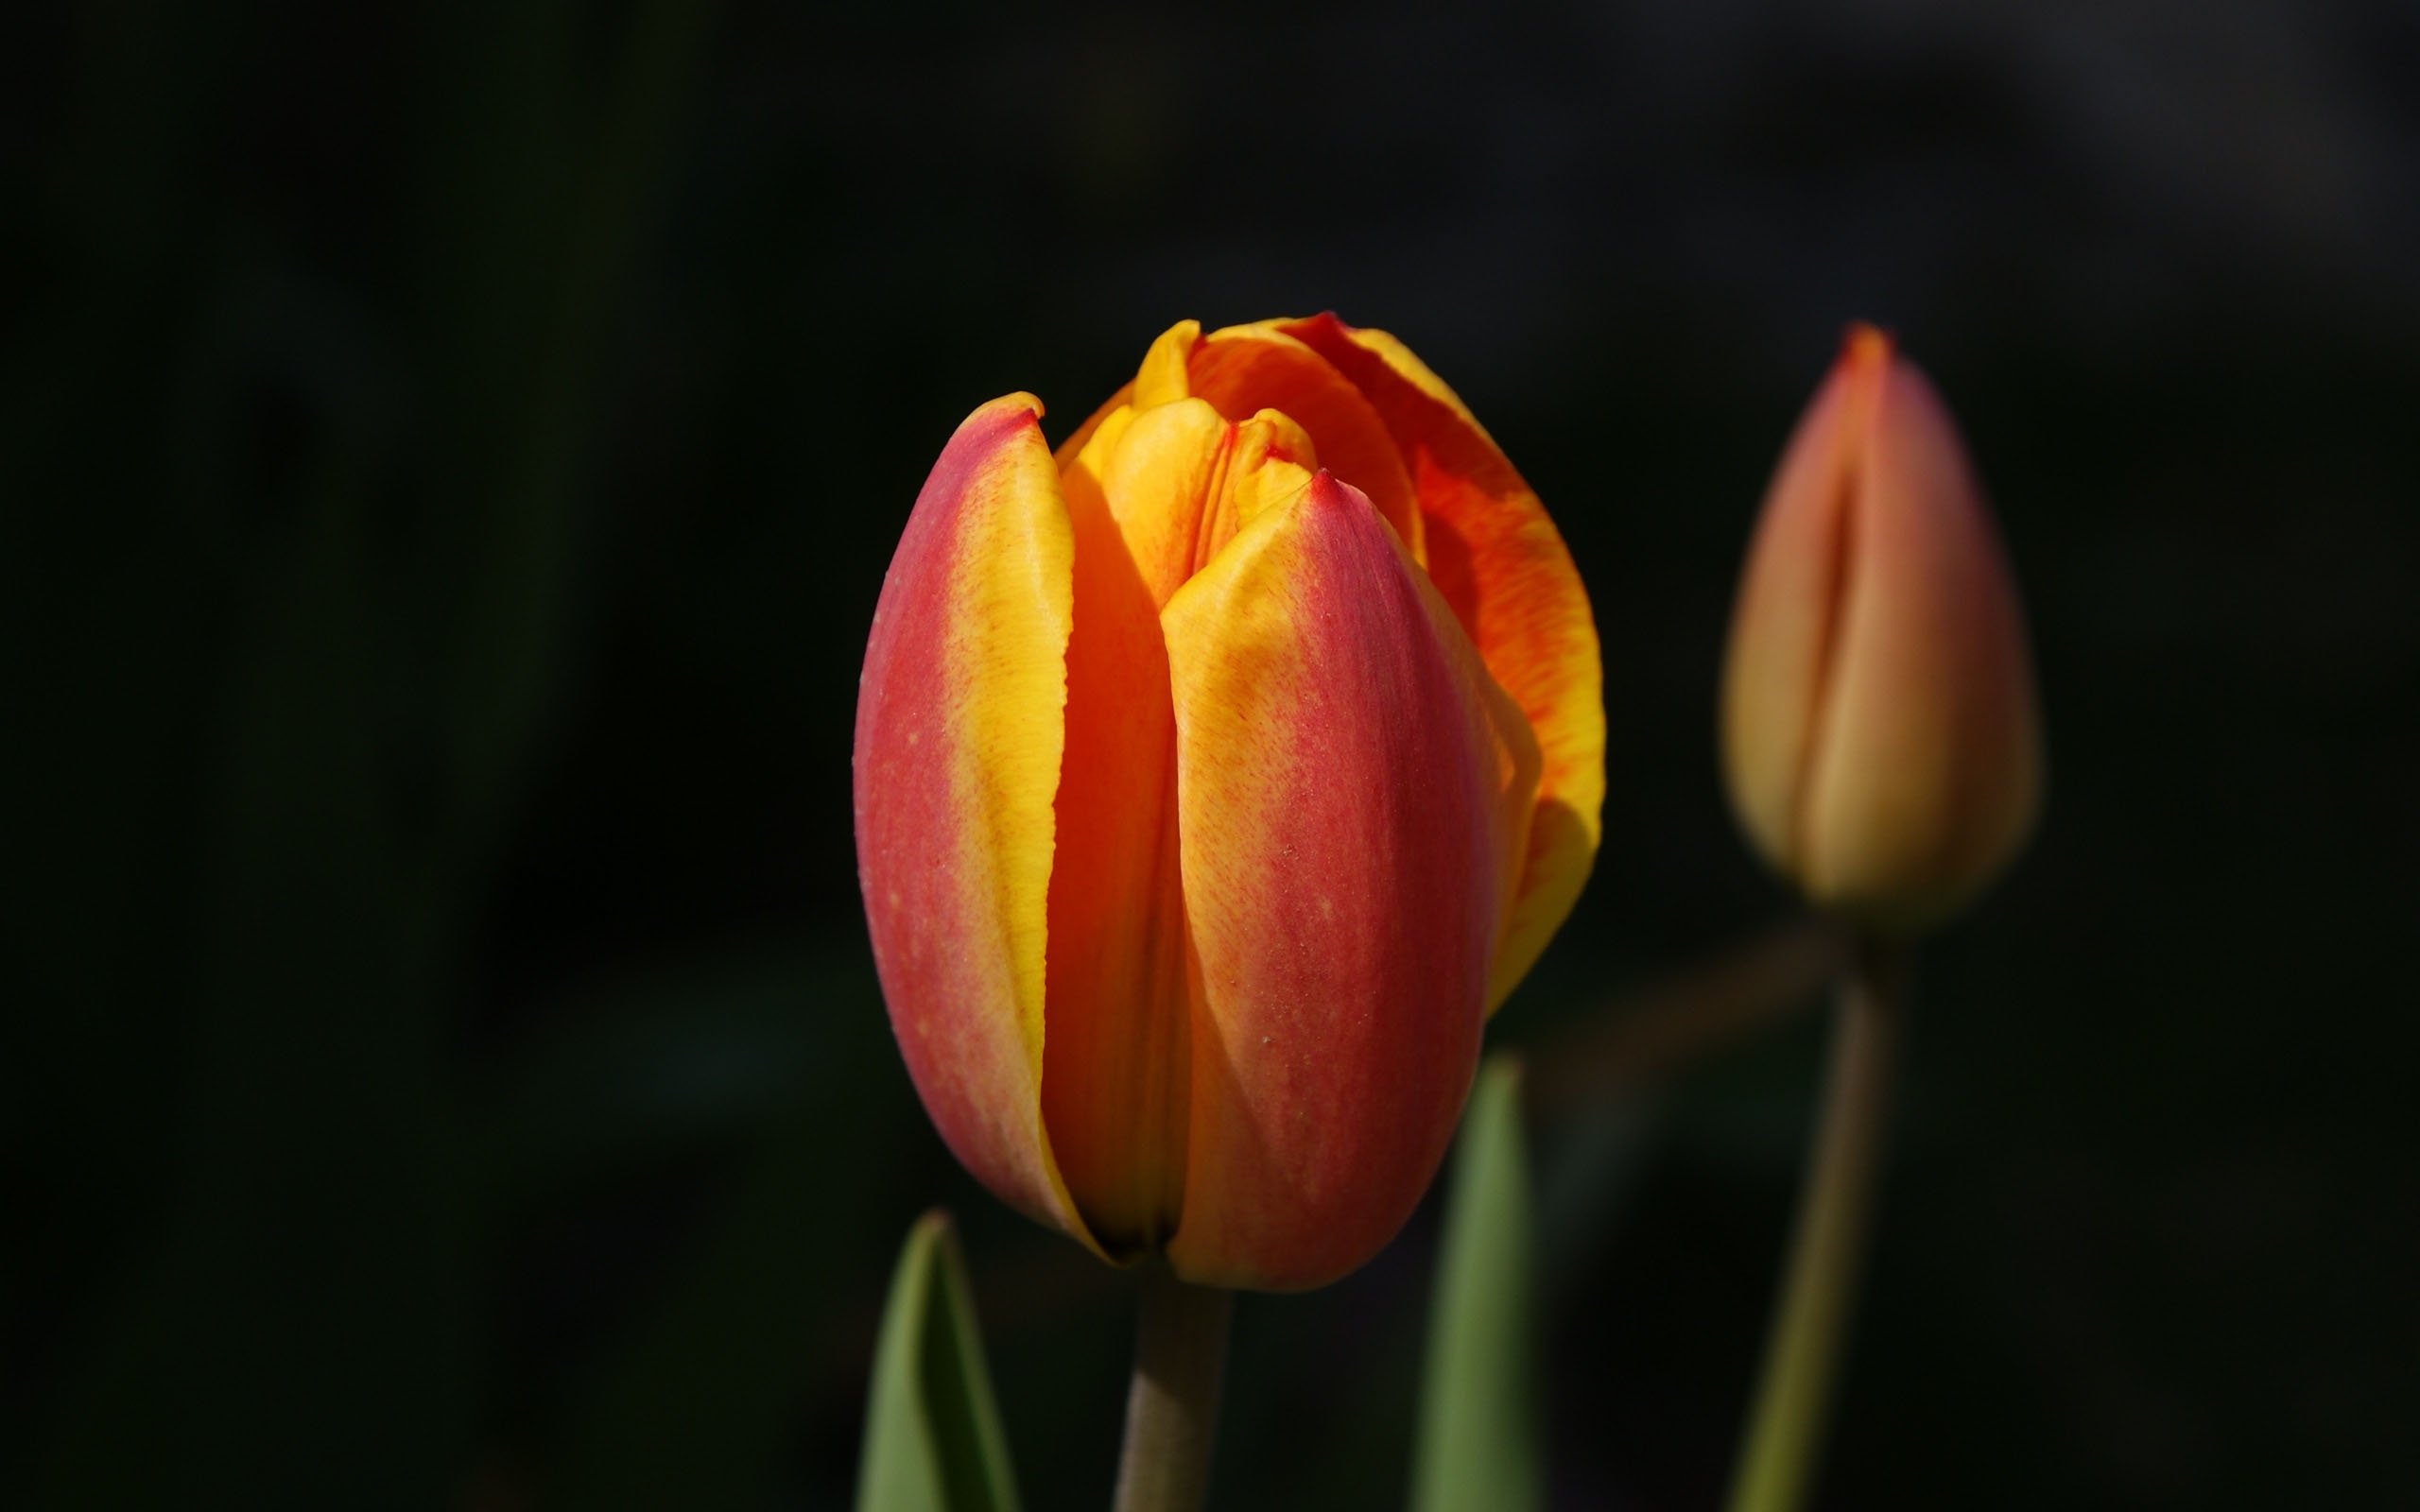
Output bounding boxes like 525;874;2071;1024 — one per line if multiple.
1725;934;1912;1512
1111;1266;1234;1512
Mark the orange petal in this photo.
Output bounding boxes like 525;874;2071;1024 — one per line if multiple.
1067;394;1322;610
855;394;1099;1257
1076;397;1231;606
1037;383;1320;1253
1159;472;1525;1291
1224;408;1317;516
1282;314;1604;1010
1039;408;1196;1254
1186;322;1426;562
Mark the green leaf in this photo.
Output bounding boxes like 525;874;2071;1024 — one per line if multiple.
1411;1054;1543;1512
856;1210;1023;1512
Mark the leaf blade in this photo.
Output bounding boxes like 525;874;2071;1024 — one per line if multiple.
1411;1054;1543;1512
856;1211;1022;1512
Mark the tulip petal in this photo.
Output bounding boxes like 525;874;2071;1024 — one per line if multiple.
1036;403;1201;1253
1135;318;1201;408
1068;394;1322;610
855;394;1098;1256
1797;352;2043;919
1078;397;1234;606
1038;387;1329;1255
1720;335;1872;878
1185;322;1427;561
1160;472;1529;1292
1225;410;1319;517
1036;391;1327;1253
1280;314;1604;1010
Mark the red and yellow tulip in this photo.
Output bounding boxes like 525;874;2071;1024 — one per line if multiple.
1721;324;2042;930
854;316;1602;1291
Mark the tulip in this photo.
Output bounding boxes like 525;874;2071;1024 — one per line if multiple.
855;316;1603;1291
1720;323;2042;931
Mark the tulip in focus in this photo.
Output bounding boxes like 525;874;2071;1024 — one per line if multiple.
1721;324;2042;931
855;317;1603;1291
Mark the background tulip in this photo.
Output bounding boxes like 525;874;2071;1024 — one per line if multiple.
1720;324;2043;931
855;317;1603;1291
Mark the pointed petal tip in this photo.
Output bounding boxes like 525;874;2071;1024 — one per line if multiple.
1135;321;1202;408
975;389;1046;424
1842;321;1894;368
1302;466;1348;504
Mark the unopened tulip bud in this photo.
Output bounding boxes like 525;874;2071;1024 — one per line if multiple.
1721;325;2042;931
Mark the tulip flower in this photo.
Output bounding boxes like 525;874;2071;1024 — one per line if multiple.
1720;324;2042;931
855;316;1602;1292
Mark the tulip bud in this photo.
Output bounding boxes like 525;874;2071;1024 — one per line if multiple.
1720;325;2042;930
856;317;1605;1290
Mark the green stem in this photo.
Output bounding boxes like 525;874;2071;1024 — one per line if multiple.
1111;1266;1234;1512
1725;934;1912;1512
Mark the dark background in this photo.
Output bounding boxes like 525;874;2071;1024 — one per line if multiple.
9;0;2417;1506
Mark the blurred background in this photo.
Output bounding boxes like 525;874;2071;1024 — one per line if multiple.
9;0;2418;1506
